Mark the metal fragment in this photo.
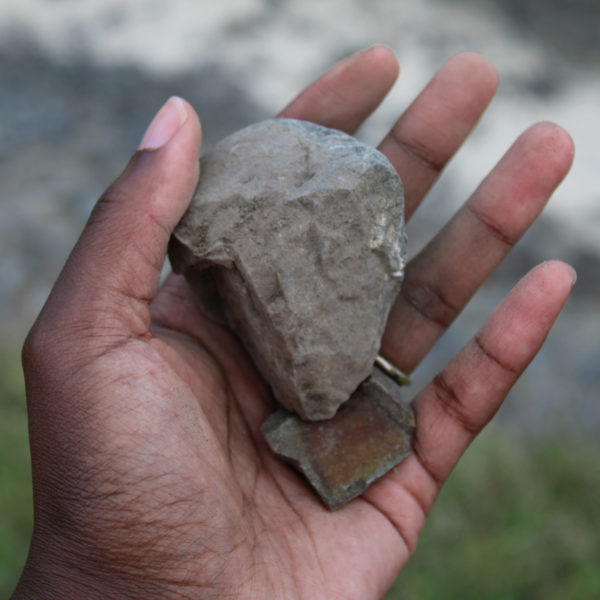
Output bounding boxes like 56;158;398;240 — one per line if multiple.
375;354;412;387
261;367;415;510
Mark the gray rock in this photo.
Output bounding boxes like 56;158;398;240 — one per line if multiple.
169;118;406;420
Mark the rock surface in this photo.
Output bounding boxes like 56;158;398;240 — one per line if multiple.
261;366;415;510
169;118;406;420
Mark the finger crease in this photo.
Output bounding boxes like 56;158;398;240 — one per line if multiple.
431;371;481;436
145;209;172;239
401;278;459;328
466;203;516;247
410;432;444;490
225;387;235;465
359;496;414;554
389;129;445;173
397;479;430;524
474;333;519;375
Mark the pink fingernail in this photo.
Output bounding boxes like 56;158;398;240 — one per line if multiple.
138;96;188;150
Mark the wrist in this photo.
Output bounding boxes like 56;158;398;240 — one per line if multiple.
12;548;113;600
11;530;225;600
11;534;135;600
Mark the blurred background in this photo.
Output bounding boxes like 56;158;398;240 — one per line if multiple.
1;0;599;597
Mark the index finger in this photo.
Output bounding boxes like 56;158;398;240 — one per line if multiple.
278;45;399;133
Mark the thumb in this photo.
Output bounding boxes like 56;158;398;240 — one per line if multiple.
32;97;202;344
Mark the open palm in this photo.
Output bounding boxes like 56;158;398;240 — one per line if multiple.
15;48;575;600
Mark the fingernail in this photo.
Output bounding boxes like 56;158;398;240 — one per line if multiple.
139;96;188;150
568;264;578;285
326;46;369;77
365;43;395;54
327;44;397;79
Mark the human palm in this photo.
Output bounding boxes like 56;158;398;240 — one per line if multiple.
14;48;575;600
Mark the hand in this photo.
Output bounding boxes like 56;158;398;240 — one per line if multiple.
14;47;575;600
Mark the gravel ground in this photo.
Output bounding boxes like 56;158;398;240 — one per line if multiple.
1;0;598;438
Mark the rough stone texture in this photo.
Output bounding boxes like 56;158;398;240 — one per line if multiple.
169;118;406;420
261;367;415;510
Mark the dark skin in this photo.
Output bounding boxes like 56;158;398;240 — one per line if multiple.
13;47;575;599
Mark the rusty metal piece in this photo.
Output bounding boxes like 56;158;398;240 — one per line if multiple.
261;367;415;510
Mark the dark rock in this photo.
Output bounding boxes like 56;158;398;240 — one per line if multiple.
261;366;415;510
169;118;406;420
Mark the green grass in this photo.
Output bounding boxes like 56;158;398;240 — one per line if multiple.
1;342;599;599
0;346;32;599
386;430;600;599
